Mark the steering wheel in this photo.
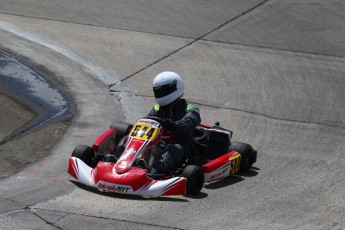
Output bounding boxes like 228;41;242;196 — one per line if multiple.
144;116;176;141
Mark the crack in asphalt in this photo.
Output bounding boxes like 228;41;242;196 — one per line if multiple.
0;1;271;83
3;0;345;86
29;207;185;230
0;194;183;229
121;0;271;82
31;211;63;230
193;101;345;130
136;94;345;130
0;11;193;40
0;0;271;43
1;1;344;229
0;205;30;217
0;206;63;229
201;39;345;60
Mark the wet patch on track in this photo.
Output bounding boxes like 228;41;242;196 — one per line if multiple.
0;51;73;143
0;50;73;179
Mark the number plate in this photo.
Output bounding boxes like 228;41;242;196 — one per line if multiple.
229;152;241;175
130;123;159;141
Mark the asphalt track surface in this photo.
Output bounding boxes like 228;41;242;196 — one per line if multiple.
0;0;345;229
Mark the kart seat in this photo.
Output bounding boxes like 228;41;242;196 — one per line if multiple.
192;126;208;155
205;126;231;160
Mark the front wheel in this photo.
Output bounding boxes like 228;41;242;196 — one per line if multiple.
182;165;204;195
228;141;256;172
71;145;95;167
110;122;133;157
110;122;133;143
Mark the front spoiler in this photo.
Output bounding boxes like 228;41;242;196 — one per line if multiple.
68;157;186;196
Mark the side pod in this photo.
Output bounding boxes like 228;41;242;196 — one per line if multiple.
202;151;239;182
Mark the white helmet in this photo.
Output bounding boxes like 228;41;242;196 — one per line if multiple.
153;71;184;106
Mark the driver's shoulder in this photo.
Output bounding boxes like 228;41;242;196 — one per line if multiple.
154;103;160;112
186;102;198;111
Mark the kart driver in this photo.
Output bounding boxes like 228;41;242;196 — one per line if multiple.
148;71;201;173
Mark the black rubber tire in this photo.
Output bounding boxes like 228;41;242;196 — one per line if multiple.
71;145;95;167
182;165;204;195
110;122;133;143
228;141;255;172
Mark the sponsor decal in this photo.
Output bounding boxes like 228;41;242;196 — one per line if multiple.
98;182;131;193
117;160;127;168
125;148;136;155
137;119;160;128
210;166;230;181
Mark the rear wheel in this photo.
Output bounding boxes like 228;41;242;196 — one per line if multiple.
228;141;256;172
71;145;95;167
182;165;204;195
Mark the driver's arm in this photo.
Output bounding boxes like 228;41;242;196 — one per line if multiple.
148;102;162;117
176;106;201;133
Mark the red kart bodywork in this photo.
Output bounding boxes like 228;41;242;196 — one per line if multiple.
68;158;187;196
67;118;241;196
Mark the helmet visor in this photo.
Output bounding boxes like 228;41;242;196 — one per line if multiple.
153;80;177;98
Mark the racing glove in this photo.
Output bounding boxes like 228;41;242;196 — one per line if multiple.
162;118;177;132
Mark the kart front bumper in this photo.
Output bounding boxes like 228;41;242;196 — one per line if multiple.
68;157;186;196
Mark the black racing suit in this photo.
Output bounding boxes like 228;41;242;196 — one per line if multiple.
148;99;201;172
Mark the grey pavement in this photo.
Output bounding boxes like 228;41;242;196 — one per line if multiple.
205;0;345;57
0;0;345;229
0;0;266;38
0;94;34;141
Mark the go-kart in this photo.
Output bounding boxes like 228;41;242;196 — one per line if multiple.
67;117;257;196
